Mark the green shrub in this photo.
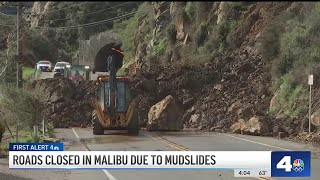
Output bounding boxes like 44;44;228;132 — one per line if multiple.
194;23;208;48
269;72;308;117
0;85;47;129
166;23;177;45
47;122;55;138
154;38;168;56
185;2;195;20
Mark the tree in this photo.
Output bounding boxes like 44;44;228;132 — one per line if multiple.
0;85;47;130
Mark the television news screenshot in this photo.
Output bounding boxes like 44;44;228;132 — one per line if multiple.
0;1;319;180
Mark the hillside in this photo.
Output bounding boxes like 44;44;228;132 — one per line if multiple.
127;2;320;143
15;2;320;143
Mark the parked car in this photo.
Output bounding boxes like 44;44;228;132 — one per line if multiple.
53;61;70;78
36;60;52;72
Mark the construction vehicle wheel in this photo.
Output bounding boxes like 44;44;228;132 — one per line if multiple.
92;110;104;135
128;109;139;135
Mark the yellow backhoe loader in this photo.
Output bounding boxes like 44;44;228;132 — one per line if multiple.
91;43;139;135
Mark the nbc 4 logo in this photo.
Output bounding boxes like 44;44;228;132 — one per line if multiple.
277;156;304;172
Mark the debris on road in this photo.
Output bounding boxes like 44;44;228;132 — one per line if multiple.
26;77;97;128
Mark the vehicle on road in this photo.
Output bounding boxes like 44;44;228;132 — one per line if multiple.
53;61;70;78
65;65;91;81
91;45;139;135
36;60;52;72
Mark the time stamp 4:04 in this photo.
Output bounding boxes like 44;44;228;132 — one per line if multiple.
234;169;270;177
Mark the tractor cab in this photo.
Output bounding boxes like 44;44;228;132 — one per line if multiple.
96;76;132;113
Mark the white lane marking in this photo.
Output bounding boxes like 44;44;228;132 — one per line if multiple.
103;170;117;180
221;133;291;151
72;128;80;139
71;128;118;180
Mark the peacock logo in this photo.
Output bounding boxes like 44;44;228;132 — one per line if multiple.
292;159;304;172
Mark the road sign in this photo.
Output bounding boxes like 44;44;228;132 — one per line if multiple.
308;75;313;85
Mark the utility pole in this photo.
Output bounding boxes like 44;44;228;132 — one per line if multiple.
16;2;22;89
15;2;21;142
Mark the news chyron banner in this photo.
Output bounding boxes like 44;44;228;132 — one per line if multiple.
9;143;311;178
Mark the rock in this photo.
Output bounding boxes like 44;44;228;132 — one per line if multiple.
210;126;222;131
182;97;195;107
311;111;320;127
228;101;242;113
242;116;269;135
182;106;196;123
312;134;320;142
70;122;80;127
146;95;183;131
189;114;201;124
278;132;288;139
50;92;61;103
272;125;281;136
230;119;246;134
237;104;255;119
43;138;61;143
136;79;157;92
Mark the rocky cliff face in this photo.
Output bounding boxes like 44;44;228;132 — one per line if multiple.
29;2;54;28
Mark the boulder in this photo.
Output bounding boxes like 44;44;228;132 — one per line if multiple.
230;119;246;134
237;103;255;119
146;95;183;131
50;92;61;103
243;116;269;135
182;106;196;123
312;134;320;143
228;101;242;114
311;110;320;127
189;114;201;124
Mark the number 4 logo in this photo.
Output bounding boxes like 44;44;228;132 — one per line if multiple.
277;156;292;172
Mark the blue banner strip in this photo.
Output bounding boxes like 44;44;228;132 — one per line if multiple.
9;143;64;151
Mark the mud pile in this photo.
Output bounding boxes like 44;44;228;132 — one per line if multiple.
130;49;272;132
26;78;97;128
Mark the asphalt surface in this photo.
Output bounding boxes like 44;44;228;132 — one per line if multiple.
2;128;319;180
38;72;53;79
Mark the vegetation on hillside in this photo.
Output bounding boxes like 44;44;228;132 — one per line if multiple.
261;3;320;118
28;2;141;65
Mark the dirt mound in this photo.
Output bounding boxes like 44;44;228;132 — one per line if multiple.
26;78;97;128
130;49;272;132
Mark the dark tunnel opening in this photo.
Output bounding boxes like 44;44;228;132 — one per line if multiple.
93;42;124;73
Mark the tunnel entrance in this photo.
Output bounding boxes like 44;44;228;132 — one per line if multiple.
93;42;124;73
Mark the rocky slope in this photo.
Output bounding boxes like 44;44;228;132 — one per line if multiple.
128;2;320;143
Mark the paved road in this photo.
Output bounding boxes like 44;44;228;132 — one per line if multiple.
37;72;53;79
2;129;319;180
